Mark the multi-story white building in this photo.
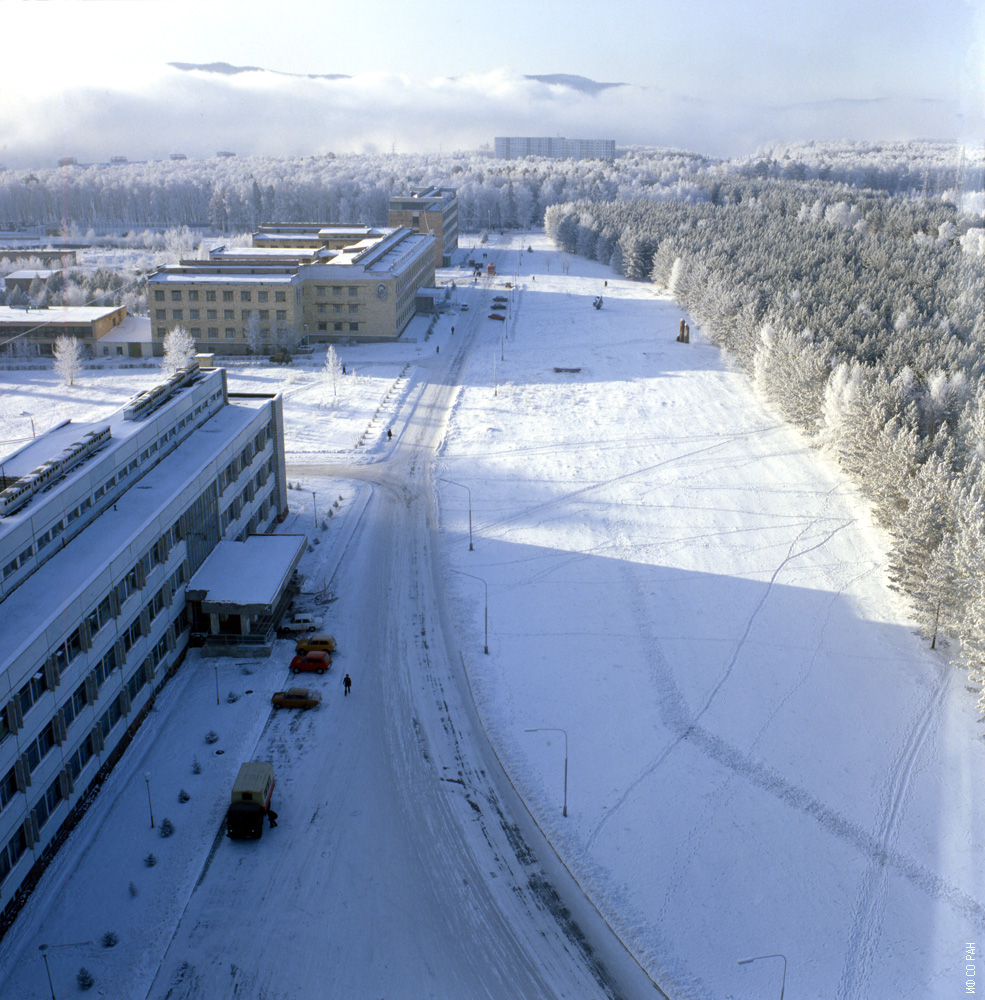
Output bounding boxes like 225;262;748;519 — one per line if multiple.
493;136;616;160
0;364;289;924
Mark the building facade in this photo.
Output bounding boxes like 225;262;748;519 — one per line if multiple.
494;137;616;160
0;364;289;922
0;305;130;357
388;188;459;268
146;224;437;353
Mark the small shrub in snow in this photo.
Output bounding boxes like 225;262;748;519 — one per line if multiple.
204;730;218;745
321;519;329;530
191;756;202;774
226;691;239;703
178;789;190;803
101;931;119;948
77;967;95;990
159;817;175;838
144;853;157;867
313;537;320;545
307;544;314;553
128;881;138;897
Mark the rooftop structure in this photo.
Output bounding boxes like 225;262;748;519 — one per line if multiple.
388;188;459;268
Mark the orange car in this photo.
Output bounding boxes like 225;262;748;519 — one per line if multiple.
290;650;331;674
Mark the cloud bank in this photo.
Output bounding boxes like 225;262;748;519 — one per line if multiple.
0;63;971;168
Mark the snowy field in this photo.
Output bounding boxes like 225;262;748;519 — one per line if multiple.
0;232;982;999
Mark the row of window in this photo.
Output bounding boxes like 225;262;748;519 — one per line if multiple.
155;289;288;303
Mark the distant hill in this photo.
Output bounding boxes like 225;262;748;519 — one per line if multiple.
168;61;350;81
524;74;626;95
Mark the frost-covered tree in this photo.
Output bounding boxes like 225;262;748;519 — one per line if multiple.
161;325;196;375
53;335;82;386
321;345;343;402
245;312;264;355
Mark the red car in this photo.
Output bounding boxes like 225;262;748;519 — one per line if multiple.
290;650;331;674
488;313;505;321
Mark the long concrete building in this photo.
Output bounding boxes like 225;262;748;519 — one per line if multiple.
0;364;290;924
494;136;616;160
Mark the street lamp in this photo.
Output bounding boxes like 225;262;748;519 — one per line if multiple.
144;773;155;829
310;490;318;528
453;569;488;653
524;728;568;816
438;478;473;550
214;660;220;706
737;953;787;1000
39;944;56;1000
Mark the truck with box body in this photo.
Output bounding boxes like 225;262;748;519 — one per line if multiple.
225;762;275;839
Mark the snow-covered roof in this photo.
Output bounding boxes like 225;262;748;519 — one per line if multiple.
0;304;123;324
187;534;307;611
95;313;151;343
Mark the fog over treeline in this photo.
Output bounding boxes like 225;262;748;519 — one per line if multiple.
0;141;980;232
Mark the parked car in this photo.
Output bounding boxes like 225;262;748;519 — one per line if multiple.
290;650;331;674
460;303;469;311
280;613;323;633
491;304;506;311
271;687;322;710
493;295;508;302
295;633;337;655
488;313;506;321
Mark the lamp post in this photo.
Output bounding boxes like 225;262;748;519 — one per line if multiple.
454;569;488;653
144;773;154;829
524;727;568;817
311;490;318;528
214;660;220;706
39;944;56;1000
438;478;473;550
737;953;786;1000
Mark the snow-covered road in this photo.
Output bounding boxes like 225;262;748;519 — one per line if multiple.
141;322;660;997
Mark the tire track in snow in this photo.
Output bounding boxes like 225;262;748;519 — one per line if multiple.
585;579;985;932
837;662;950;1000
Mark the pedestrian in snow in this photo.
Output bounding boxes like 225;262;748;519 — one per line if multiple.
436;345;440;354
387;427;392;440
342;364;346;375
451;326;455;336
343;674;352;696
267;808;278;828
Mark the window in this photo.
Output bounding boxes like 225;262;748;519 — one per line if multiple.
259;310;269;320
316;286;327;296
332;286;342;297
206;290;216;301
208;327;218;337
0;766;18;810
223;290;234;302
154;290;165;302
155;309;166;320
190;327;201;337
225;328;236;339
189;308;200;320
188;290;199;302
240;290;251;302
2;557;18;580
317;303;326;314
318;321;327;331
258;291;268;302
333;304;342;314
276;310;287;321
333;322;343;332
242;309;252;320
207;309;217;320
223;309;234;320
171;291;182;301
348;304;358;315
348;286;357;297
172;309;183;321
349;323;359;332
275;291;286;303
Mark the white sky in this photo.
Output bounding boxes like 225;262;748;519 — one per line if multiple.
0;0;982;163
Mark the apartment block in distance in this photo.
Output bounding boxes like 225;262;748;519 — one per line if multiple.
146;223;436;354
494;137;616;160
0;364;289;924
388;187;459;268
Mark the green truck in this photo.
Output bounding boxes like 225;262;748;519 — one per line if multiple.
225;762;275;840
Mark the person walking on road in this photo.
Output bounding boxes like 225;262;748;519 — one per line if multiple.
343;673;352;696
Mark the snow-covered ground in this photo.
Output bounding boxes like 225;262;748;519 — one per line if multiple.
0;231;982;999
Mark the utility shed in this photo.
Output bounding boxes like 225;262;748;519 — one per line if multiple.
187;534;307;655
